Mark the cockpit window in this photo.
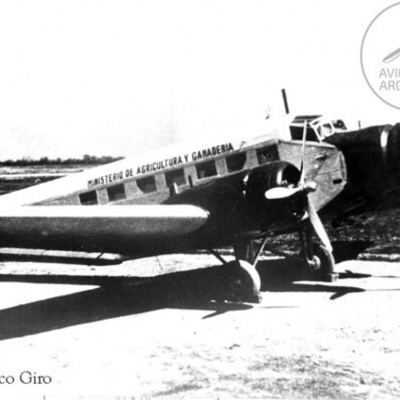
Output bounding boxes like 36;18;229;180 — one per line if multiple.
226;152;247;172
165;168;186;187
196;160;218;179
137;176;157;193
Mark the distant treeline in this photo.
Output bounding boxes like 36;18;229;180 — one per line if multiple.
1;155;123;166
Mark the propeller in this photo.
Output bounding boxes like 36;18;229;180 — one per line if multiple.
265;181;317;200
299;119;307;185
264;186;302;200
306;199;333;253
265;120;333;253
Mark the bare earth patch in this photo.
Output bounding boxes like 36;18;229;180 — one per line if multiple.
0;257;399;399
0;168;398;398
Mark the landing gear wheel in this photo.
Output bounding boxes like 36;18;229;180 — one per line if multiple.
308;254;321;271
314;245;338;282
225;260;262;303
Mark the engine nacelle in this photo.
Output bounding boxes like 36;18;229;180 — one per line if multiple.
324;124;400;200
244;161;306;231
386;123;400;178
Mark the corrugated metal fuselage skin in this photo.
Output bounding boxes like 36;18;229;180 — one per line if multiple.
0;138;347;259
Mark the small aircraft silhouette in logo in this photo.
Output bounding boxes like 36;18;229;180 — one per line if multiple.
383;47;400;63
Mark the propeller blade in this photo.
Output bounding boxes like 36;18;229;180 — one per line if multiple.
306;200;333;253
299;120;307;185
265;187;301;200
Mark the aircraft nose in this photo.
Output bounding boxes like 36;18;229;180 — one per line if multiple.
244;161;308;231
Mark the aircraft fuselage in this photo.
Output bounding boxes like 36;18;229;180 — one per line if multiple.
0;134;347;258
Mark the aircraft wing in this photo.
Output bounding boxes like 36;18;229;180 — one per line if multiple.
0;205;209;256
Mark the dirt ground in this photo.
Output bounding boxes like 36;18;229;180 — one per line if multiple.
0;167;399;399
0;255;399;399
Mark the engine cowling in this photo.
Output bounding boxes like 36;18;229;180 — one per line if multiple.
386;123;400;179
244;161;307;231
324;124;400;200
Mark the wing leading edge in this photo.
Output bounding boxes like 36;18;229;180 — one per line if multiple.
0;205;209;255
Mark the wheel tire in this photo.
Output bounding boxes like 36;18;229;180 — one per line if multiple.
226;260;261;303
310;254;321;271
315;245;335;280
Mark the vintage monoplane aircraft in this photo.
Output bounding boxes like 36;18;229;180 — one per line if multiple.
0;120;346;302
0;110;398;302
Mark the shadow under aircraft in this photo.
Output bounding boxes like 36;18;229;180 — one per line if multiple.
0;256;373;341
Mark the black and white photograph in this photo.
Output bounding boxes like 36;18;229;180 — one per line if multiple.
0;0;399;398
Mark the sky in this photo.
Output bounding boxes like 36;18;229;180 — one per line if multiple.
0;0;399;160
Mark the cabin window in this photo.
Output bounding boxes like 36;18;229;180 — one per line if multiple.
226;152;247;172
107;183;126;202
256;145;279;165
165;168;186;187
79;190;98;205
137;176;157;193
196;160;218;179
